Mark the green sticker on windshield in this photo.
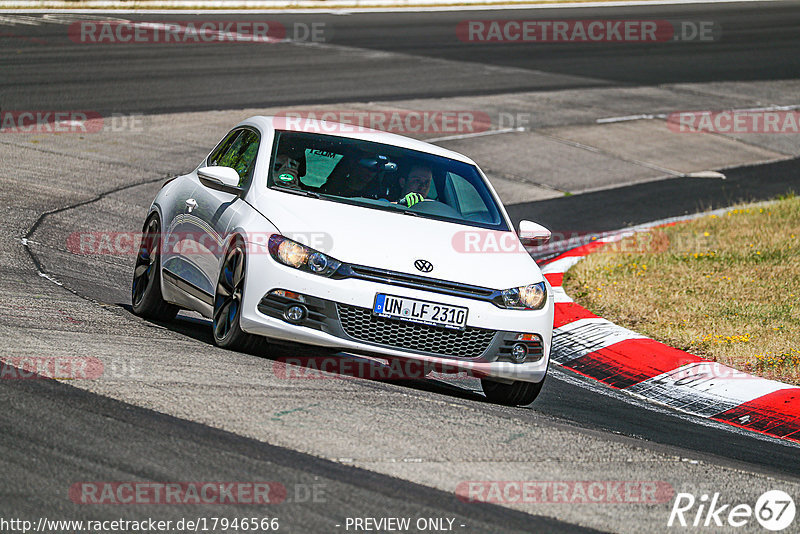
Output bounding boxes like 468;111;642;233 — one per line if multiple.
278;173;295;182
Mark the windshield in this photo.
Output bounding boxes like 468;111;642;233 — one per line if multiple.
267;130;509;231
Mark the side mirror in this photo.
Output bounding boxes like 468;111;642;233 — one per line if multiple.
518;220;551;247
198;166;243;195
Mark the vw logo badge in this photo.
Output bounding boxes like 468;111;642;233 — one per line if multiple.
414;259;433;273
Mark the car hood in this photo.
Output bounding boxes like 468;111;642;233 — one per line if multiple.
255;191;543;289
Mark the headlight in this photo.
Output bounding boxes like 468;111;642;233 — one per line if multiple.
497;282;547;310
268;235;341;277
277;240;308;267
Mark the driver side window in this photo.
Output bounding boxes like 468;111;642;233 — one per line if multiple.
207;129;260;187
208;130;239;167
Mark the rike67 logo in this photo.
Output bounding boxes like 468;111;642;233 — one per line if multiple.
668;490;795;531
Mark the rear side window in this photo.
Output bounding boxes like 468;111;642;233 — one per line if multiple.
207;129;260;187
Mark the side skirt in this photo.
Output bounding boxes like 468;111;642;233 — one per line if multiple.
162;269;214;318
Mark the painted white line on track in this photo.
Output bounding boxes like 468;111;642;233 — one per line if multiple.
598;104;800;124
427;127;524;143
596;113;667;124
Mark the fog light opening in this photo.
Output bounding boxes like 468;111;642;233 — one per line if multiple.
284;304;307;324
510;343;528;363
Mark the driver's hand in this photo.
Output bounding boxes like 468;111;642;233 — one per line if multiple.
401;192;424;207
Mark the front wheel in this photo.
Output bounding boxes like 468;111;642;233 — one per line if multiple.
481;376;545;406
213;238;264;353
131;214;179;321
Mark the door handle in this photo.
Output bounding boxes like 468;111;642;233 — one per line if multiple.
185;198;197;213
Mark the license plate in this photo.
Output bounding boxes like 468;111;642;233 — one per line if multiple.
373;294;468;331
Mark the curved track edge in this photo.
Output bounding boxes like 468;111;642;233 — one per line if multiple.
539;213;800;444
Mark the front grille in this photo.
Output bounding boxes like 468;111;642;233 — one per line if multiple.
336;303;496;358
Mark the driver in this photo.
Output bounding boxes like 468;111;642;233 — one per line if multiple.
397;164;432;207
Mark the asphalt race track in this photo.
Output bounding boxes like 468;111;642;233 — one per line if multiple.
2;2;800;533
1;2;799;113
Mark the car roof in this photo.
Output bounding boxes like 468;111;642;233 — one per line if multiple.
238;115;479;166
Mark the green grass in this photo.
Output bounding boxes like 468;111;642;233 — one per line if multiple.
563;196;800;384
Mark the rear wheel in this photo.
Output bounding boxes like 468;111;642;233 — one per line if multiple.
213;238;264;352
481;377;545;406
131;215;179;321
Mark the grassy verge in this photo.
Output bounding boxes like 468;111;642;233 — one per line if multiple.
563;195;800;385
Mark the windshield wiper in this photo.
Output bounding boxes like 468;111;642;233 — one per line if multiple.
276;187;324;200
356;200;419;216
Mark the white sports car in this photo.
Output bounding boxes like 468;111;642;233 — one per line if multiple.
132;116;554;405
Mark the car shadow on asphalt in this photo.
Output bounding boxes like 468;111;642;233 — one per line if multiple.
117;303;487;404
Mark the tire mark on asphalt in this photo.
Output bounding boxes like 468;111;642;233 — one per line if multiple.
20;172;169;305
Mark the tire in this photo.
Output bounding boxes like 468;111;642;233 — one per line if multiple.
212;238;264;352
481;376;545;406
131;214;179;321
